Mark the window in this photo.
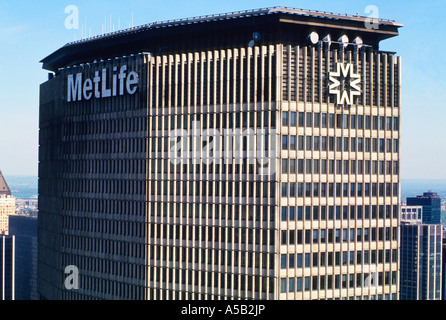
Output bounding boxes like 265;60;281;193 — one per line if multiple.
365;116;371;129
298;113;305;127
394;118;399;131
298;136;304;150
305;277;310;291
281;255;287;269
289;278;295;292
282;112;289;126
379;116;385;130
321;137;327;151
282;159;288;174
306;113;313;127
344;137;349;152
314;113;320;127
305;254;311;267
393;139;399;153
289;206;296;220
329;114;335;128
298;160;304;174
281;230;287;245
281;207;288;221
357;115;364;129
290;135;296;150
289;253;295;268
343;114;349;129
322;114;328;128
336;137;342;152
290;183;296;197
290;112;297;127
282;183;288;197
306;136;312;151
314;137;320;151
289;159;296;174
281;278;287;293
306;160;312;174
351;115;356;129
282;135;288;150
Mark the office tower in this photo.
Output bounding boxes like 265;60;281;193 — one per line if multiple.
407;191;441;225
9;215;38;300
400;205;422;224
400;205;442;300
0;171;15;235
442;233;446;300
0;235;15;300
38;7;402;300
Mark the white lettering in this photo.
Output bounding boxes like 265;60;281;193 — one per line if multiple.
119;65;127;96
126;71;139;95
67;73;82;102
93;71;101;98
67;65;139;102
101;68;112;98
83;78;93;100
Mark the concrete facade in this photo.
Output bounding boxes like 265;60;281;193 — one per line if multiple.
38;7;402;300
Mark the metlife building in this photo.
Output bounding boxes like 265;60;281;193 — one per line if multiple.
38;7;402;300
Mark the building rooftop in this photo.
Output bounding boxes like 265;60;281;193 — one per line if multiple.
41;6;402;72
0;171;11;196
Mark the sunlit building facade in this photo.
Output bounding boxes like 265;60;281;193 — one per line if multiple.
38;7;402;300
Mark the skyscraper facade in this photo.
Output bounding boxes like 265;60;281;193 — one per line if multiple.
9;215;38;300
407;191;441;225
0;235;15;300
38;7;402;300
400;205;442;300
0;171;15;235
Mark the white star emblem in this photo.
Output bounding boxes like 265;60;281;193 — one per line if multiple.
329;62;361;106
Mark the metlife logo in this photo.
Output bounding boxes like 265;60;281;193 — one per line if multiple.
67;64;139;102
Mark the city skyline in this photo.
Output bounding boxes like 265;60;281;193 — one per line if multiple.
0;0;445;304
0;0;446;179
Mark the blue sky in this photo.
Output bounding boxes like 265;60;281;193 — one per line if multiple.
0;0;445;179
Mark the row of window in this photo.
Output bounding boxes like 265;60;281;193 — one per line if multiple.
150;180;277;198
281;182;399;199
149;202;276;222
150;224;275;247
280;227;398;246
280;249;398;269
281;112;399;131
151;111;277;131
281;159;399;175
281;135;399;153
280;272;398;294
281;205;399;222
63;117;147;137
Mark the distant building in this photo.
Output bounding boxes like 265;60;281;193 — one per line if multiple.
407;191;441;225
9;215;38;300
401;205;423;224
400;205;443;300
442;232;446;300
0;171;15;235
0;235;15;300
